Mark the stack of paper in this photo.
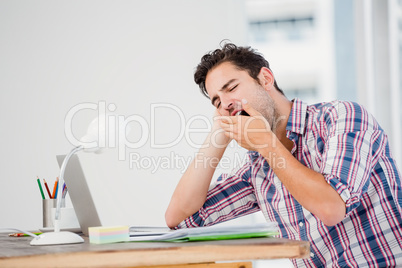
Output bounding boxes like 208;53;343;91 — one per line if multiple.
89;225;129;244
129;222;279;242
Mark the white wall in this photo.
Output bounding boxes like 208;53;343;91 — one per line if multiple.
0;0;248;230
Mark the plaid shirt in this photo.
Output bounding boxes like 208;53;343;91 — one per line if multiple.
178;98;402;267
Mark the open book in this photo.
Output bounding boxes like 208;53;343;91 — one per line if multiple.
129;222;279;242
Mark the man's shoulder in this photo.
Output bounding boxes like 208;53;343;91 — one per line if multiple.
308;100;368;119
310;99;364;111
307;100;378;133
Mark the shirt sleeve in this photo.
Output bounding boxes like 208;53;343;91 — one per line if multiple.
176;160;260;229
319;101;385;216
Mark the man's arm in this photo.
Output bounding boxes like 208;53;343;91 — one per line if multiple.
261;137;346;226
165;114;231;228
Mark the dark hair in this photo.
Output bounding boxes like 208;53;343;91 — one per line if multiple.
194;42;284;97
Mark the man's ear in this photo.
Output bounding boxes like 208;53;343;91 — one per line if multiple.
258;67;275;90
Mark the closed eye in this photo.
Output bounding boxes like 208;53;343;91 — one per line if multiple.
229;84;238;92
211;83;238;108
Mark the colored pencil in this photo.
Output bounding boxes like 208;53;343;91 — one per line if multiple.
9;232;43;237
52;178;59;199
43;178;52;199
36;178;45;199
54;178;59;199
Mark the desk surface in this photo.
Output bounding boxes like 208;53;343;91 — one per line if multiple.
0;233;309;268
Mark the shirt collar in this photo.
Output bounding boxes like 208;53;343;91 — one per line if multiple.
286;98;307;135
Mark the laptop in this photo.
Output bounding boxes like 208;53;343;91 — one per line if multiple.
56;151;170;236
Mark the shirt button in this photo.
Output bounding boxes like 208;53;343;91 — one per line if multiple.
299;222;304;227
310;252;315;258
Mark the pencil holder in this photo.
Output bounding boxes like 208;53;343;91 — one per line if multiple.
42;199;79;229
42;199;57;228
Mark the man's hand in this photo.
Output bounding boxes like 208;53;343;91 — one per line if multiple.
218;99;274;152
210;109;232;149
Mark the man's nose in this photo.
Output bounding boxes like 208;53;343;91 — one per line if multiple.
221;100;233;114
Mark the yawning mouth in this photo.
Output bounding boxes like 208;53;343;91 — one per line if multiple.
234;110;249;116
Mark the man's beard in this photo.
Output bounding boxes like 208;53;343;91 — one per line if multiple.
253;86;280;132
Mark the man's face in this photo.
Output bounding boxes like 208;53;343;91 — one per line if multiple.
205;61;278;130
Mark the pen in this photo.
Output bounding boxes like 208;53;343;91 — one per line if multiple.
36;178;45;199
62;183;68;199
43;178;52;199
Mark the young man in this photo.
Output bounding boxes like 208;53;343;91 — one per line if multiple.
165;43;402;267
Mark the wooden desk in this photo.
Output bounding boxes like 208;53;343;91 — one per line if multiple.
0;233;309;268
